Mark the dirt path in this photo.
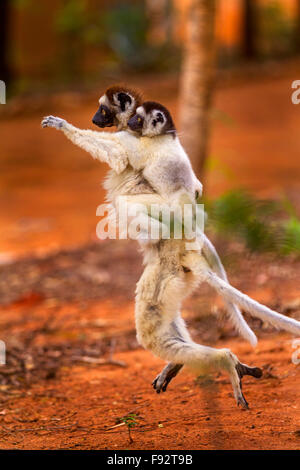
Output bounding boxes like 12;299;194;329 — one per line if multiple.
0;335;299;450
0;242;299;450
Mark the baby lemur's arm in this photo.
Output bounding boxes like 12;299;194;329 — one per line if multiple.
41;116;130;174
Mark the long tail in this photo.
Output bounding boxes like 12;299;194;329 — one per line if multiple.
204;268;300;336
202;235;257;346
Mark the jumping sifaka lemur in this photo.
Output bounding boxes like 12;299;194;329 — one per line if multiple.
42;89;300;408
41;86;257;396
41;86;255;346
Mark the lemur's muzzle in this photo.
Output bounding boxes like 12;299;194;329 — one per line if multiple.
92;105;114;128
127;114;144;133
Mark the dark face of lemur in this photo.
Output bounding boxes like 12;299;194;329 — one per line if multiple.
92;85;142;130
127;101;176;138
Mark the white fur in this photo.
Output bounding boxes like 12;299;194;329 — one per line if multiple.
41;114;256;346
134;239;255;408
44;108;300;407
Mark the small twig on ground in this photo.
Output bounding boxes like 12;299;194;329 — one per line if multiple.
72;339;127;367
73;356;127;367
106;422;126;430
0;423;78;434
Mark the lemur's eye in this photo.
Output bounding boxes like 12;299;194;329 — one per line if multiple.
101;109;106;116
156;112;164;123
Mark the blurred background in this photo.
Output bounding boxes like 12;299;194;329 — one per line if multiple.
0;1;300;450
0;0;300;256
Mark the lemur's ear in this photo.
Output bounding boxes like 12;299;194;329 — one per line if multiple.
116;92;132;112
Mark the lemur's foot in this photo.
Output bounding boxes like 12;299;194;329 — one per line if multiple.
236;362;263;380
41;115;66;129
235;361;262;409
225;350;262;410
152;363;183;393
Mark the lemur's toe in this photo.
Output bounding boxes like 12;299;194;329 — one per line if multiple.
152;375;170;393
152;376;164;393
237;392;249;410
41;116;53;127
152;377;159;391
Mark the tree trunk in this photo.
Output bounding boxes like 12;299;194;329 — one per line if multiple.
178;0;216;179
0;0;11;85
242;0;257;59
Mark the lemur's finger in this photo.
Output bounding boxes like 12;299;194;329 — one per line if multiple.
41;116;53;127
41;115;65;129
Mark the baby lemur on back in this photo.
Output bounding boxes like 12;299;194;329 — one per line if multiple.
42;88;300;408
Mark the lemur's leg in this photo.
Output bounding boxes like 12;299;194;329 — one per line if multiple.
41;116;128;174
136;301;262;409
154;345;261;408
152;240;256;393
135;244;262;407
172;340;261;409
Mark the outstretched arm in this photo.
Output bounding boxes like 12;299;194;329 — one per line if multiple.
41;115;129;174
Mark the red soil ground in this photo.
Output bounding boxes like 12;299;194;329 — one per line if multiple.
0;66;299;449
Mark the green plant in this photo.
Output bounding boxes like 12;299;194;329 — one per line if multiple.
205;190;300;255
55;0;88;35
54;0;90;80
281;216;300;254
258;1;294;58
117;412;139;444
99;4;180;72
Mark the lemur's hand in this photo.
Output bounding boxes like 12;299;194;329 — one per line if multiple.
41;115;66;130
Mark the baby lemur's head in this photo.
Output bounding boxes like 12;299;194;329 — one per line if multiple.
92;85;142;130
127;101;176;138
